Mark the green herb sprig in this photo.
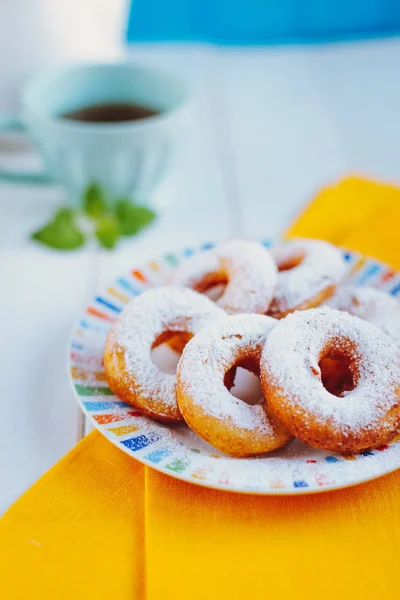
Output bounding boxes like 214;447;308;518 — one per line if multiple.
31;183;156;250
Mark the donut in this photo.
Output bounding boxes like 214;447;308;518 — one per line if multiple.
171;239;277;314
327;285;400;346
267;239;346;318
176;313;292;457
104;286;224;422
260;307;400;454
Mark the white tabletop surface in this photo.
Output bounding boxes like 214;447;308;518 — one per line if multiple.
1;39;400;514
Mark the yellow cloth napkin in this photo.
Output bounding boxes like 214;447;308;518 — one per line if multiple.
1;176;400;600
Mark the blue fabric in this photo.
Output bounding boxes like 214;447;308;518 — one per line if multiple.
127;0;400;44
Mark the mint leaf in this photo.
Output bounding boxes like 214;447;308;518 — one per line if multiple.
83;183;108;218
95;215;120;249
115;199;156;236
53;207;76;225
30;194;154;251
31;208;85;250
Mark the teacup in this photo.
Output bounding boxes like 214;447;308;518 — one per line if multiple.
0;62;189;205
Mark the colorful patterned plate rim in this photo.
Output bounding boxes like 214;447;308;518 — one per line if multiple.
69;240;400;495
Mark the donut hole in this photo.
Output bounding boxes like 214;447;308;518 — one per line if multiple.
225;357;264;406
205;283;226;302
318;351;357;398
193;271;228;301
151;331;193;374
277;252;304;272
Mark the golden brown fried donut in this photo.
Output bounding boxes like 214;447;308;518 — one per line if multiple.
327;285;400;346
171;239;277;314
104;286;224;422
268;239;346;318
176;313;292;456
261;307;400;454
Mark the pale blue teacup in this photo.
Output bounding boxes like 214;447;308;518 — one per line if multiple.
0;63;189;205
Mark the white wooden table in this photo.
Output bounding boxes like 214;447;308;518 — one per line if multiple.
1;39;400;514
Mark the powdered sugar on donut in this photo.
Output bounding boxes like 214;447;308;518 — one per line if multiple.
109;286;224;414
327;285;400;345
171;239;277;314
268;239;346;317
171;251;221;291
178;313;279;432
262;307;400;434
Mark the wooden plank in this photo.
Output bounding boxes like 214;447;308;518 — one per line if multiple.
307;39;400;185
0;243;93;513
216;46;349;238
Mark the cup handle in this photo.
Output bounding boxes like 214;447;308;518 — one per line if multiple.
0;117;52;185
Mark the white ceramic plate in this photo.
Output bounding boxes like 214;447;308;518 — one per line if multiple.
69;241;400;494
